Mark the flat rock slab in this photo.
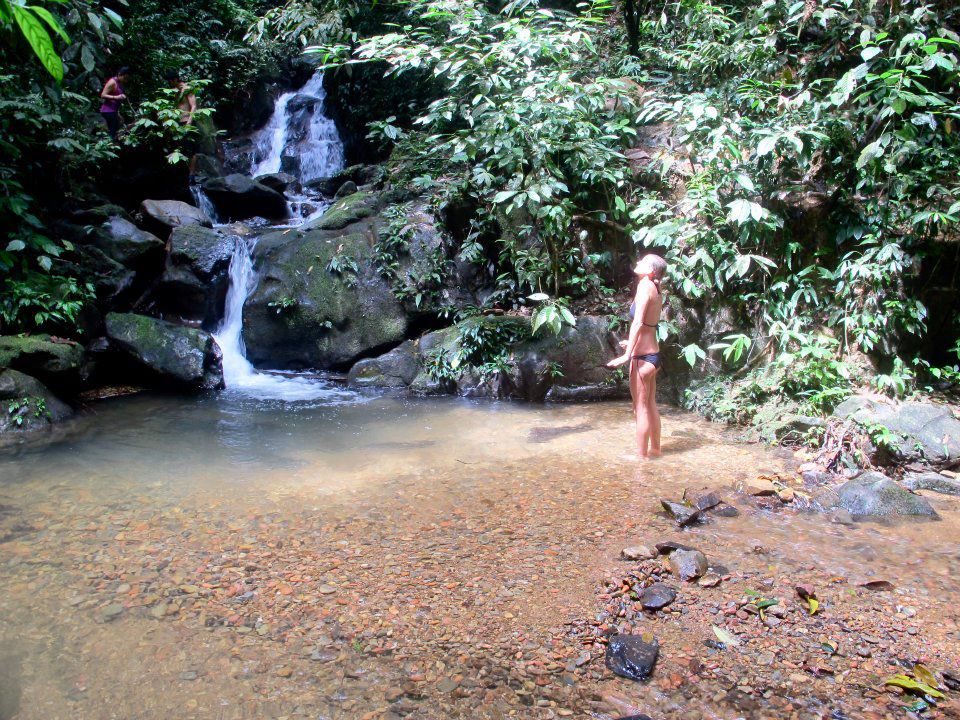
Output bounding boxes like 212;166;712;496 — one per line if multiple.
639;583;677;610
620;545;656;561
605;634;659;681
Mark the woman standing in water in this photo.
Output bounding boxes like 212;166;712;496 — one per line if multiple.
607;254;667;460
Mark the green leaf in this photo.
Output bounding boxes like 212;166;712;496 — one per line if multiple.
681;343;705;367
493;190;518;204
80;43;95;73
883;674;945;699
103;7;123;27
756;135;777;156
857;139;885;168
12;5;63;82
37;255;52;271
861;46;882;61
527;292;549;302
27;5;70;43
5;240;26;252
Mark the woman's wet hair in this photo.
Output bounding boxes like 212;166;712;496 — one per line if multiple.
642;253;667;279
117;66;131;77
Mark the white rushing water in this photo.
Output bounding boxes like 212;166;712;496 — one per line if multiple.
213;237;353;402
249;71;345;185
190;185;218;224
212;71;353;401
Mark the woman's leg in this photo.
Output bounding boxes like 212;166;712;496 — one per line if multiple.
632;360;657;458
647;370;661;456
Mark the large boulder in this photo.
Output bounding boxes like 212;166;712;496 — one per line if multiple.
139;200;213;237
93;217;165;268
833;396;960;467
0;335;84;391
255;172;297;194
902;472;960;496
305;191;380;231
815;471;939;519
104;313;223;390
347;340;419;389
201;174;288;222
243;221;408;370
307;164;386;195
54;245;136;307
516;316;627;402
0;369;73;434
154;225;236;326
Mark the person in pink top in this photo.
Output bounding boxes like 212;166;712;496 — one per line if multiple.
99;67;131;139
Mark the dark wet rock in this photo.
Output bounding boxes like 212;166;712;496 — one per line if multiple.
93;217;165;268
201;173;288;221
334;180;358;199
307;164;386;195
139;199;212;236
254;172;296;194
639;583;677;611
0;369;73;433
669;549;708;581
660;500;702;526
655;541;696;554
683;489;721;511
710;502;740;517
155;225;235;325
347;341;419;389
105;313;223;391
620;545;656;561
243;222;407;370
527;423;592;443
833;395;960;467
0;335;84;390
605;634;659;681
614;716;652;720
902;471;960;496
193;153;223;181
814;471;939;519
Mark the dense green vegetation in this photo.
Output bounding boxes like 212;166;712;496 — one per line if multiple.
2;0;958;426
301;0;960;417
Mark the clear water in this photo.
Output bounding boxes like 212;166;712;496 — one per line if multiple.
0;397;958;719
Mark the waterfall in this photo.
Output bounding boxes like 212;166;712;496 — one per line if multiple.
248;71;345;184
190;185;218;224
213;237;351;402
211;69;353;400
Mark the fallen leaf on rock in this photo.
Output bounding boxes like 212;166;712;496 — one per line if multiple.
712;626;740;647
913;664;940;690
820;639;838;655
884;674;945;699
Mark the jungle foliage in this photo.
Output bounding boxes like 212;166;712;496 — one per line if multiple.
297;0;960;415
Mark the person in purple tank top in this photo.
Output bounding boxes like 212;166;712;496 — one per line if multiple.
99;67;131;139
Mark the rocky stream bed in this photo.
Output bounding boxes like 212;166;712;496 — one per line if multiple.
1;396;958;720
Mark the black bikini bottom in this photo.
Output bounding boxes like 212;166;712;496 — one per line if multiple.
632;353;661;369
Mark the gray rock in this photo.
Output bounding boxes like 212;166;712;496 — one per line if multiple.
901;472;960;496
620;545;656;561
833;395;960;467
347;341;419;389
669;549;708;581
815;471;939;519
94;217;165;268
307;164;386;195
255;172;296;194
661;500;702;526
155;225;235;325
605;634;659;681
105;313;223;391
0;369;73;433
711;503;740;517
639;583;677;611
139;199;212;235
201;173;288;221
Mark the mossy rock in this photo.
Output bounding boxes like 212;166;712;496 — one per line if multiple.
105;312;223;390
0;368;73;434
243;223;408;370
0;335;84;375
305;191;379;231
93;216;165;268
